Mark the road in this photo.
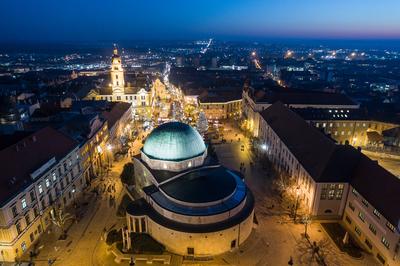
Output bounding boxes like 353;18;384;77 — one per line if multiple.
362;150;400;178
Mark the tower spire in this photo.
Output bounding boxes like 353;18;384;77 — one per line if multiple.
113;43;118;56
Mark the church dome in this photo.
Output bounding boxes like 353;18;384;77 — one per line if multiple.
143;122;206;161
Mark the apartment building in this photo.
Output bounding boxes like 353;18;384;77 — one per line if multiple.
199;91;242;120
242;86;359;137
258;102;400;265
0;127;85;262
293;108;398;146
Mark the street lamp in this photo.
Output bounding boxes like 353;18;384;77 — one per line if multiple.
106;144;113;168
261;144;267;151
293;186;300;222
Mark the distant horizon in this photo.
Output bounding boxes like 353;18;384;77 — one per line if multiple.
1;1;400;44
1;38;399;52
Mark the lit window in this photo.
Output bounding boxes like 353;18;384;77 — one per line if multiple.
21;198;27;209
386;222;396;232
329;123;333;127
352;188;359;197
369;224;377;235
381;237;390;249
373;209;381;219
358;211;365;222
322;123;326;128
38;185;43;194
45;179;50;188
52;172;57;181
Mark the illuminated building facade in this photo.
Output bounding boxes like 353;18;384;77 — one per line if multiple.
84;47;155;120
242;86;359;137
126;122;254;257
258;102;400;266
0;128;85;262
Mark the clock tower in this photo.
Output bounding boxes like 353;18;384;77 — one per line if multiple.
110;46;125;96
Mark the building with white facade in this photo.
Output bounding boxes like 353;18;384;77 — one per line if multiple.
0;127;85;262
84;46;155;120
242;85;359;137
258;102;400;266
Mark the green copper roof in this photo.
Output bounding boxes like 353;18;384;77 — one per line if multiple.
143;122;206;161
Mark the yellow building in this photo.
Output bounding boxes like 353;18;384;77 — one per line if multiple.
0;128;85;262
293;108;398;147
84;46;156;120
199;95;242;121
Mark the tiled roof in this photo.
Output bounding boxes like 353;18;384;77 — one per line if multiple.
351;154;400;226
0;127;78;206
101;102;131;129
250;88;357;106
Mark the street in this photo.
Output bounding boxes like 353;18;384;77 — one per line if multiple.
362;150;400;178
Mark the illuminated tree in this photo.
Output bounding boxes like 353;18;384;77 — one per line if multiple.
197;111;209;135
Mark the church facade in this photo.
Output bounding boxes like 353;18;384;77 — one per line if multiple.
84;47;156;120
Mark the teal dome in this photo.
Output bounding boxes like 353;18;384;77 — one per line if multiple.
143;122;206;161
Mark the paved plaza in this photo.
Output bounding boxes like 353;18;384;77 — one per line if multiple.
20;121;382;266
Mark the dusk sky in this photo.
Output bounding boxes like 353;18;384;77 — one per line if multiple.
1;0;400;42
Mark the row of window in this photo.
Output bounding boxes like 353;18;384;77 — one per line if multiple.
347;202;395;252
10;158;77;220
101;95;147;101
320;184;344;200
351;189;396;232
347;215;391;260
316;122;369;128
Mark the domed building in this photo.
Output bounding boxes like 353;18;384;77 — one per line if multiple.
141;122;207;172
126;122;255;257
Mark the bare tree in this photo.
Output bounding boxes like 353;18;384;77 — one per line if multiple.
50;208;74;239
296;237;333;266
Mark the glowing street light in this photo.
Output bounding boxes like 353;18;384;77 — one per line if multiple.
261;144;267;151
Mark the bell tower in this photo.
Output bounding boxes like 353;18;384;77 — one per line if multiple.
110;45;125;96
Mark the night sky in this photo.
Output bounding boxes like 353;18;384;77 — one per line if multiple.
0;0;399;42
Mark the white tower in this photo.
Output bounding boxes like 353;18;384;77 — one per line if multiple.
111;46;125;96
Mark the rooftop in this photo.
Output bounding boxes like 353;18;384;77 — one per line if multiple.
260;102;400;226
0;127;78;206
160;166;238;204
126;188;254;233
143;122;206;162
101;101;131;129
248;87;358;107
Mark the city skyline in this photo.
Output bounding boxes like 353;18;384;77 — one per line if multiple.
1;0;400;42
